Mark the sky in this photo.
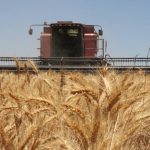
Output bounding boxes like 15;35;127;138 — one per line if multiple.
0;0;150;57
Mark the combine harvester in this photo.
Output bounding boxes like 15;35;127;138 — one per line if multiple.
0;21;150;72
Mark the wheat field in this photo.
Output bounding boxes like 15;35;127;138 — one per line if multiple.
0;69;150;150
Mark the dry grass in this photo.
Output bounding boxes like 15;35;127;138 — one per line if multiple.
0;69;150;150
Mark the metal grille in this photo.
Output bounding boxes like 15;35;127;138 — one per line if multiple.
106;57;150;68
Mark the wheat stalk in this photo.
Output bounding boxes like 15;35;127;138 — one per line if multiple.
26;97;57;113
28;60;39;74
64;116;89;150
15;58;20;77
18;125;37;150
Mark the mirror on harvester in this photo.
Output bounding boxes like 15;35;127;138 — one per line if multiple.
99;29;103;36
28;28;33;35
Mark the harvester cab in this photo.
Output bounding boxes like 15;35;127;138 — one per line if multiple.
29;21;104;59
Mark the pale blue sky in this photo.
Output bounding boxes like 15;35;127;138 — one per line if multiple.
0;0;150;57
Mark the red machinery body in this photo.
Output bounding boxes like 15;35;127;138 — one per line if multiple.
40;22;101;58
